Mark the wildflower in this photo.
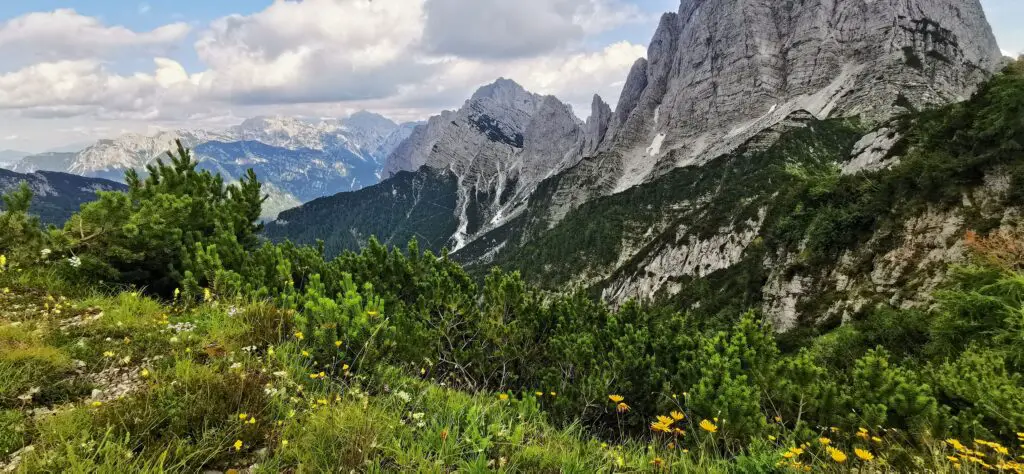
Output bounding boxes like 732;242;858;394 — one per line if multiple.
498;393;509;401
282;439;289;446
947;456;960;462
40;248;51;258
616;402;630;413
788;447;804;456
550;392;557;397
782;451;795;459
173;288;180;300
670;411;684;421
650;421;672;433
672;428;685;437
608;394;624;403
67;256;82;268
0;254;6;269
203;288;213;302
854;448;874;461
535;391;543;397
774;416;782;423
238;413;249;420
342;364;350;371
317;399;328;405
827;447;847;463
650;457;664;468
294;331;304;340
103;351;115;358
818;437;831;445
699;419;718;433
871;436;882;443
91;401;102;408
301;350;310;357
247;417;257;424
233;440;243;451
334;340;342;348
768;435;777;441
946;439;967;452
440;429;449;441
856;427;869;440
657;415;675;427
140;368;150;378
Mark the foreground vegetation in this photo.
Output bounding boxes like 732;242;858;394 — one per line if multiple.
0;62;1022;473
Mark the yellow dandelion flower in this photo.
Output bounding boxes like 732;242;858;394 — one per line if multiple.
294;331;304;340
238;413;248;420
871;436;882;443
103;351;115;358
782;451;795;459
854;448;874;461
282;439;289;446
670;411;685;421
616;402;630;413
342;364;350;371
233;440;243;451
608;394;624;403
699;419;718;433
788;447;804;455
535;391;543;396
657;415;675;426
818;437;831;445
334;340;342;348
827;447;847;463
140;368;150;378
498;393;509;401
947;456;960;462
650;457;664;468
301;350;310;357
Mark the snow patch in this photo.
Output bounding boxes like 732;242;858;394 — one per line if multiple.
646;133;666;157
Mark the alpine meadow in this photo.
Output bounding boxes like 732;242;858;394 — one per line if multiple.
1;0;1024;473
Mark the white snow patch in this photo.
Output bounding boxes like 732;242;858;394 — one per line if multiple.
653;106;661;125
646;133;666;157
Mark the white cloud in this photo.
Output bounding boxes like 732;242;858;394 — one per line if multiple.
0;0;651;149
0;9;189;63
422;0;642;58
1003;49;1020;58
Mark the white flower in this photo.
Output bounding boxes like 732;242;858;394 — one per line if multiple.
229;362;243;370
40;248;51;258
67;256;82;268
395;390;412;403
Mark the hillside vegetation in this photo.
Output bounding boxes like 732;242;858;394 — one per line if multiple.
0;63;1023;473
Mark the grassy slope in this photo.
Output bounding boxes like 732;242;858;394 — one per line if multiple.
0;269;998;473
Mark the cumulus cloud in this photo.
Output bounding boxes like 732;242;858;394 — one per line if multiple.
422;0;642;59
0;9;189;63
0;0;652;146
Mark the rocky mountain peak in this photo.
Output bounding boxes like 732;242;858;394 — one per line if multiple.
343;111;398;134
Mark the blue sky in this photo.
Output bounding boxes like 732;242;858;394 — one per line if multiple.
0;0;1020;152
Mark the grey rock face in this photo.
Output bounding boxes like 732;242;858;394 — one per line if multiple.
383;78;585;249
581;95;612;157
579;0;1004;194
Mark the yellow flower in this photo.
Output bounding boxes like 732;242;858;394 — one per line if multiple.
342;364;350;371
616;402;630;413
334;340;342;347
203;288;213;302
650;457;664;468
782;451;795;459
657;415;675;426
871;436;882;443
827;447;847;463
854;448;874;461
535;391;543;397
367;310;380;317
498;393;509;401
947;456;960;462
768;435;777;441
91;401;103;408
670;411;685;421
103;351;115;358
650;421;672;433
140;368;150;378
550;392;557;397
294;331;304;340
238;413;248;420
301;350;310;357
317;399;328;405
282;439;289;446
856;427;869;440
818;437;831;445
946;439;967;452
608;394;624;403
788;447;804;455
699;419;718;433
233;440;243;451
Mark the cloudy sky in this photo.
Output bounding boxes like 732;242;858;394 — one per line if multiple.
0;0;1021;153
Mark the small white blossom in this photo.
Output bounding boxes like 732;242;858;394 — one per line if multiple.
40;248;51;258
67;256;82;268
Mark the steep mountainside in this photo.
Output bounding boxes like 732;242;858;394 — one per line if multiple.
268;79;588;252
9;152;77;174
0;169;127;224
268;0;1010;330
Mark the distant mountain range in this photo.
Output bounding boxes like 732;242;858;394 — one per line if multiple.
0;149;29;167
7;112;417;218
0;169;127;224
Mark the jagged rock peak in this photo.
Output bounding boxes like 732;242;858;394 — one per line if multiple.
596;0;1003;192
583;95;612;157
344;110;398;131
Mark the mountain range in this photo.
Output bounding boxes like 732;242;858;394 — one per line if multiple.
6;112;417;218
266;0;1014;330
0;168;126;225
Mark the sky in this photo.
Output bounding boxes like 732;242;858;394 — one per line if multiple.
0;0;1019;153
